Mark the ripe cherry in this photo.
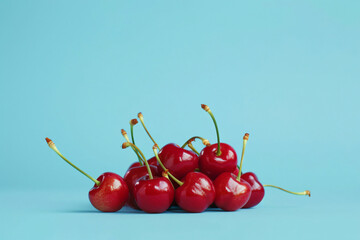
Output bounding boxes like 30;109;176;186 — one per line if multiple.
122;138;159;209
137;112;200;180
157;143;199;179
124;165;158;209
199;105;237;179
153;146;215;213
240;172;265;208
133;175;174;213
45;138;129;212
123;142;174;213
213;134;252;211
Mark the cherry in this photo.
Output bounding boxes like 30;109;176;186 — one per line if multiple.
124;165;158;209
240;172;265;208
123;142;174;213
45;138;129;212
213;173;251;211
122;137;159;209
133;175;174;213
157;143;199;179
175;172;215;213
199;105;237;179
137;112;200;180
89;172;130;212
213;134;252;211
153;146;215;213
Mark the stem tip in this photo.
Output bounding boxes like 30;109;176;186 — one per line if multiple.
153;144;159;150
122;142;130;149
203;139;210;146
305;190;311;197
244;133;249;141
201;104;210;112
137;112;143;119
121;129;127;136
45;137;52;143
130;119;138;126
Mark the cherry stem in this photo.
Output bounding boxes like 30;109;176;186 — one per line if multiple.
45;138;100;186
187;143;200;155
130;119;138;145
236;133;249;181
201;104;221;156
123;142;153;179
138;112;160;150
180;136;210;148
153;145;183;186
263;185;311;197
121;129;143;165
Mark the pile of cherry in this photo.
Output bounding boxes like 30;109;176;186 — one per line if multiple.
45;104;310;213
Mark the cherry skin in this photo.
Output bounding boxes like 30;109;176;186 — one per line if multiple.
157;143;199;179
241;172;265;208
213;172;252;211
88;172;129;212
123;165;158;209
175;172;215;213
199;143;237;180
134;176;174;213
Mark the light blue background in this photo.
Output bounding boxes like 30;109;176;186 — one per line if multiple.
1;1;359;239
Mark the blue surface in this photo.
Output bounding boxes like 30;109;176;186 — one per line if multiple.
1;1;359;239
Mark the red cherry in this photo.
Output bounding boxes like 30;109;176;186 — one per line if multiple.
124;165;158;209
199;143;237;179
134;176;174;213
89;172;129;212
45;138;129;212
213;172;252;211
175;172;215;213
157;143;199;179
198;105;237;179
241;172;265;208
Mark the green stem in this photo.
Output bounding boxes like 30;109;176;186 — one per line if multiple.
51;147;100;186
153;148;183;186
263;185;311;197
138;114;160;150
187;143;200;155
127;143;153;179
208;110;221;156
122;129;143;165
181;136;208;149
236;139;247;181
130;125;136;145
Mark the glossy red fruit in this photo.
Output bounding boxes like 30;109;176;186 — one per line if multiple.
134;176;174;213
157;143;198;179
175;172;215;213
88;172;129;212
127;158;158;171
199;143;237;179
241;172;265;208
123;165;158;209
213;172;252;211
